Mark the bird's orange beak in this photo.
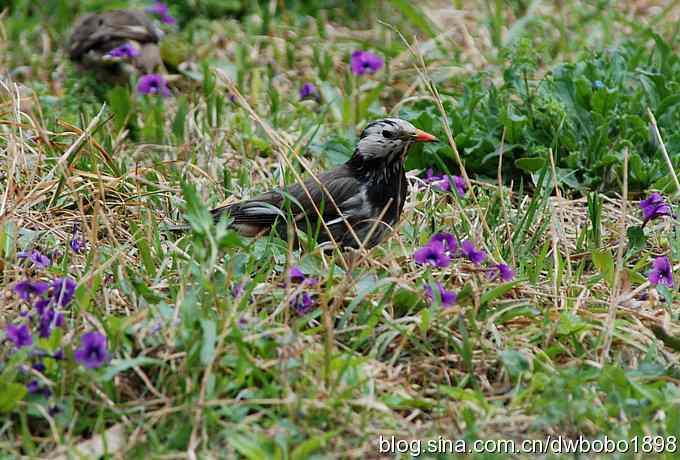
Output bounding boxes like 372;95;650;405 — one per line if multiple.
414;129;438;142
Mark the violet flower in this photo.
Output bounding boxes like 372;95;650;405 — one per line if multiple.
430;233;458;255
146;1;176;24
69;224;86;254
14;280;49;301
299;83;318;101
424;168;450;192
350;51;383;76
489;263;515;282
26;380;51;397
649;256;673;287
424;282;457;308
461;240;486;265
32;362;45;373
74;331;109;369
34;298;50;316
38;308;65;339
413;241;451;268
105;43;140;59
18;249;50;269
291;292;315;315
232;283;245;298
137;74;170;97
5;324;32;349
640;193;673;224
452;175;466;197
288;266;306;283
51;277;76;307
424;169;466;197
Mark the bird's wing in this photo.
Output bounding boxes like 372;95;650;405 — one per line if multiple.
211;166;366;230
68;10;161;60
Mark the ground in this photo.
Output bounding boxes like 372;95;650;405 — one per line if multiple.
1;0;680;459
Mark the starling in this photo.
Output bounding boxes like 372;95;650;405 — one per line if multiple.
207;118;438;249
67;10;163;76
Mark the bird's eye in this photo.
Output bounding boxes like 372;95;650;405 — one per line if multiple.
382;130;397;139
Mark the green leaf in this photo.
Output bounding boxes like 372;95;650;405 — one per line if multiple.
592;249;614;285
388;0;438;38
419;307;431;335
98;357;164;382
172;96;189;142
500;349;531;378
515;157;547;173
181;182;213;235
200;319;217;365
0;383;27;412
480;281;520;306
227;433;272;460
382;394;433;410
291;432;335;460
657;284;673;305
626;226;646;255
556;312;591;336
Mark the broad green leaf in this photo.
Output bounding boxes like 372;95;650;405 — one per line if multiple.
515;157;546;173
0;383;27;412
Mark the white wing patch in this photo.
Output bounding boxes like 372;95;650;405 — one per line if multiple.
241;202;286;217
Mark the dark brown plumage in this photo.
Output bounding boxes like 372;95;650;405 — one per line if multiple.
67;10;163;74
209;118;438;249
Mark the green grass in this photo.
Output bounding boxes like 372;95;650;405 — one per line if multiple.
2;1;680;458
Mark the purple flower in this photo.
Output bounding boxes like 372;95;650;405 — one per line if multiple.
413;241;451;268
299;83;318;100
649;256;673;287
288;266;306;283
38;308;65;338
424;169;466;197
452;176;466;197
26;380;51;397
14;280;49;301
640;193;673;224
461;240;486;265
34;298;50;315
51;277;76;307
5;324;32;349
291;292;315;315
350;51;383;76
137;74;170;97
52;349;65;361
423;282;457;308
32;362;45;373
424;168;450;192
69;224;86;254
489;263;515;282
105;43;140;59
430;233;458;255
74;331;109;369
26;380;39;394
232;282;245;298
146;1;176;24
18;249;50;269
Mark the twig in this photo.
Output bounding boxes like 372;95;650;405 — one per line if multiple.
602;146;629;362
648;108;680;197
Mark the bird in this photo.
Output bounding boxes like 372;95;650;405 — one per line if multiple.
204;118;438;249
67;10;163;76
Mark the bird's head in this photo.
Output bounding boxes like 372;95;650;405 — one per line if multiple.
353;118;438;164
